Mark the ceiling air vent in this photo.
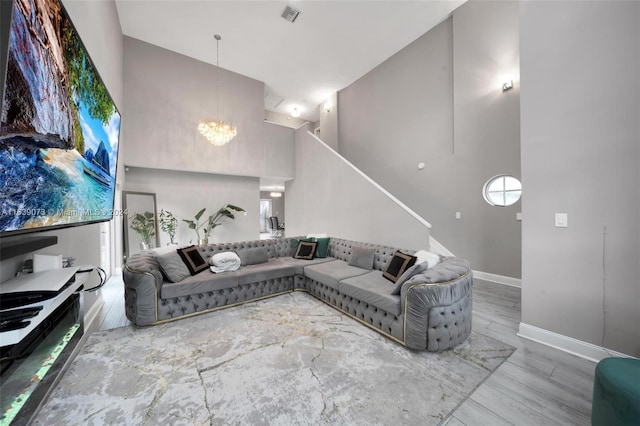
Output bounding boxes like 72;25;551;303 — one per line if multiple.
281;5;300;23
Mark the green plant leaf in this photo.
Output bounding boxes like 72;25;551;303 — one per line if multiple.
194;208;206;221
226;204;245;212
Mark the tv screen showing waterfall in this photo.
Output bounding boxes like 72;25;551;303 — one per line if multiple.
0;0;121;236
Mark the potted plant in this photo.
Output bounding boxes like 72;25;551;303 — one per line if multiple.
183;204;245;245
159;209;178;245
130;211;155;250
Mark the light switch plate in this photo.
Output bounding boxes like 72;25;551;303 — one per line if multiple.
555;213;568;228
516;212;522;221
455;212;461;220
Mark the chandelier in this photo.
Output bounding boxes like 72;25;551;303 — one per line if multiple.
199;34;237;146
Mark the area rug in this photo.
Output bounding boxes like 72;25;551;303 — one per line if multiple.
34;292;514;425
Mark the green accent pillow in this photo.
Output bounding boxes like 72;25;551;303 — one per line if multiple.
312;237;330;258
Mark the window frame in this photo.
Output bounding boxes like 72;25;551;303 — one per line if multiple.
483;174;522;207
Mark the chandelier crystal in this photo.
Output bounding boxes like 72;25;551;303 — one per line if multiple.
199;34;237;146
198;119;237;146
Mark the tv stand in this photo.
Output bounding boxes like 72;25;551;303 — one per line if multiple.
0;267;87;426
0;236;58;261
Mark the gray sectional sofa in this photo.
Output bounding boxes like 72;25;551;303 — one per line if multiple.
123;237;473;352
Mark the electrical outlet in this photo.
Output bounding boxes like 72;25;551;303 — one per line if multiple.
455;212;462;220
555;213;568;228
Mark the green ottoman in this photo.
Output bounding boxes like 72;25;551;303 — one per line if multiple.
592;357;640;426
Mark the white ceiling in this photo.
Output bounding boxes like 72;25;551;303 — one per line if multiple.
115;0;465;122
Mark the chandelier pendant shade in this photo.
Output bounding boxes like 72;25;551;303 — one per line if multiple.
199;34;237;146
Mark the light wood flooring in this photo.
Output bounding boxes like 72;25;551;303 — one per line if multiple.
95;276;595;425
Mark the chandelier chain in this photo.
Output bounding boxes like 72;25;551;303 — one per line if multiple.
198;33;237;146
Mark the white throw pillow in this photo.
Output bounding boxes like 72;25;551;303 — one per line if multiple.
414;250;441;269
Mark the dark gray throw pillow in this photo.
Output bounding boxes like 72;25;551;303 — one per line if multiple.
236;247;269;266
383;251;417;283
390;261;429;295
177;245;208;275
348;246;376;270
156;252;191;283
294;241;317;260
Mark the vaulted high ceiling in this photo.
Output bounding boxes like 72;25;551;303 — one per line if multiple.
115;0;465;122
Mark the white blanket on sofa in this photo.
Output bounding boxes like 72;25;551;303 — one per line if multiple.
209;251;241;273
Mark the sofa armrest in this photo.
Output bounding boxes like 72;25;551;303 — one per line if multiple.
400;258;473;351
123;251;164;326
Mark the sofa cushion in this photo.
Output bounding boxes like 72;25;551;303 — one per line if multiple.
161;270;238;299
156;252;191;283
348;246;375;270
233;259;296;285
236;247;269;266
304;260;369;290
274;256;336;275
383;251;417;283
339;271;401;316
177;245;209;275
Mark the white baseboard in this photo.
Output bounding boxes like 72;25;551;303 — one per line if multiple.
473;270;521;288
84;294;104;334
517;322;634;363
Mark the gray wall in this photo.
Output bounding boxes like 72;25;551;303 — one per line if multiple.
338;2;521;277
124;167;258;247
123;37;293;180
0;0;124;321
286;126;431;250
520;1;640;356
261;122;295;181
319;92;339;151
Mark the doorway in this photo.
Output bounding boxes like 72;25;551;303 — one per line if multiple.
260;199;272;234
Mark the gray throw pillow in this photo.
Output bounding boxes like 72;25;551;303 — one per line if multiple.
348;246;376;270
156;252;191;283
235;247;269;266
390;261;429;295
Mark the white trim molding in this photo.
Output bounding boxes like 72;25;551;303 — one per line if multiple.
429;237;454;257
473;270;522;288
517;322;635;363
307;131;432;230
84;295;104;334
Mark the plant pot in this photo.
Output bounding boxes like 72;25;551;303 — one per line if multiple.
198;238;209;246
140;242;150;251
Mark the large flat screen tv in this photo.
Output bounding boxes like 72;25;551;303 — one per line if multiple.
0;0;121;237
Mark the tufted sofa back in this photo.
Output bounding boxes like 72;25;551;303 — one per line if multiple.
195;238;296;261
127;236;419;279
327;238;414;272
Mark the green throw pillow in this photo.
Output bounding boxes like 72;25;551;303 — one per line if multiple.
312;237;330;258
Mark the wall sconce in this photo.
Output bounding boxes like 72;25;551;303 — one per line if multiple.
323;101;332;113
291;107;300;118
502;80;514;92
